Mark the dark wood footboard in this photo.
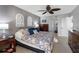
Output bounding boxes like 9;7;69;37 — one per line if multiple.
16;40;45;53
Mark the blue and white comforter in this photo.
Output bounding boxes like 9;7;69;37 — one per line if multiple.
15;30;54;53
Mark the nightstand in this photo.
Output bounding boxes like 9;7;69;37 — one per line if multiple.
0;34;16;53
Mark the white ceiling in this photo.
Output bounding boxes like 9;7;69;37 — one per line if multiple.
15;5;77;17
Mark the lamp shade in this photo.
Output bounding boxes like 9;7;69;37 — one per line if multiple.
0;24;9;29
33;21;39;28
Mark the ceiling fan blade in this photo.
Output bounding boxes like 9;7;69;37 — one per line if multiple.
50;8;61;11
38;10;46;12
46;5;51;11
49;11;54;14
42;11;47;15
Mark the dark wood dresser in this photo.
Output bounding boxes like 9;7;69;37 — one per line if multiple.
0;32;16;53
39;24;48;31
0;37;16;53
68;31;79;53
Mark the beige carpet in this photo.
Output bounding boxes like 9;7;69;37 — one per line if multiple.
15;34;72;53
53;36;72;53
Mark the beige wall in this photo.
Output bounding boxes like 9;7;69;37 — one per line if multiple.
70;5;79;31
0;5;40;34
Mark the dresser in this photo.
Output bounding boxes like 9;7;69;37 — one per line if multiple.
68;31;79;53
39;24;48;31
0;32;16;53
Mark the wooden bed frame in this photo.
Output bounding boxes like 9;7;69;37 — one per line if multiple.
16;40;45;53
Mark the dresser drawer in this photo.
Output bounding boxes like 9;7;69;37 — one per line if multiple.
0;41;9;45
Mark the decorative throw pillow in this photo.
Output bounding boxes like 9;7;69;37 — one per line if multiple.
33;30;38;34
35;28;40;32
28;28;39;35
28;28;34;35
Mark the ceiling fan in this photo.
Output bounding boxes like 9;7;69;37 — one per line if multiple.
38;5;61;15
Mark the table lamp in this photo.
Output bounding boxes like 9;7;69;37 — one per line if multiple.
33;21;39;28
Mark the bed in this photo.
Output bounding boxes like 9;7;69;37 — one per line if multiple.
15;29;54;53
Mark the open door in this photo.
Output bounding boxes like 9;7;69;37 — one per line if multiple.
58;16;73;37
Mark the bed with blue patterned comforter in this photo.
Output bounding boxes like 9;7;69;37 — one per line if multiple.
15;29;54;53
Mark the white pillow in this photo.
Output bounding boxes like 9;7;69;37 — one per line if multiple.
15;29;25;39
15;31;23;40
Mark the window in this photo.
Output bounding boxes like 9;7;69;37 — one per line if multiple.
0;24;9;29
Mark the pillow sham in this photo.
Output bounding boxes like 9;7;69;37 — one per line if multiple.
33;30;38;34
28;28;34;35
28;28;39;35
15;31;24;40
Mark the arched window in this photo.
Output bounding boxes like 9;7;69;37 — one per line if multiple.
16;13;24;27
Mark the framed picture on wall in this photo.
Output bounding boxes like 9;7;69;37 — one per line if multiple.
42;19;47;23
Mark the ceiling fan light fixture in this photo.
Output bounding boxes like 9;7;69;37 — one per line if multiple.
38;5;61;15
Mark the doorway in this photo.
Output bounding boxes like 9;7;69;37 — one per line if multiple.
58;16;73;37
